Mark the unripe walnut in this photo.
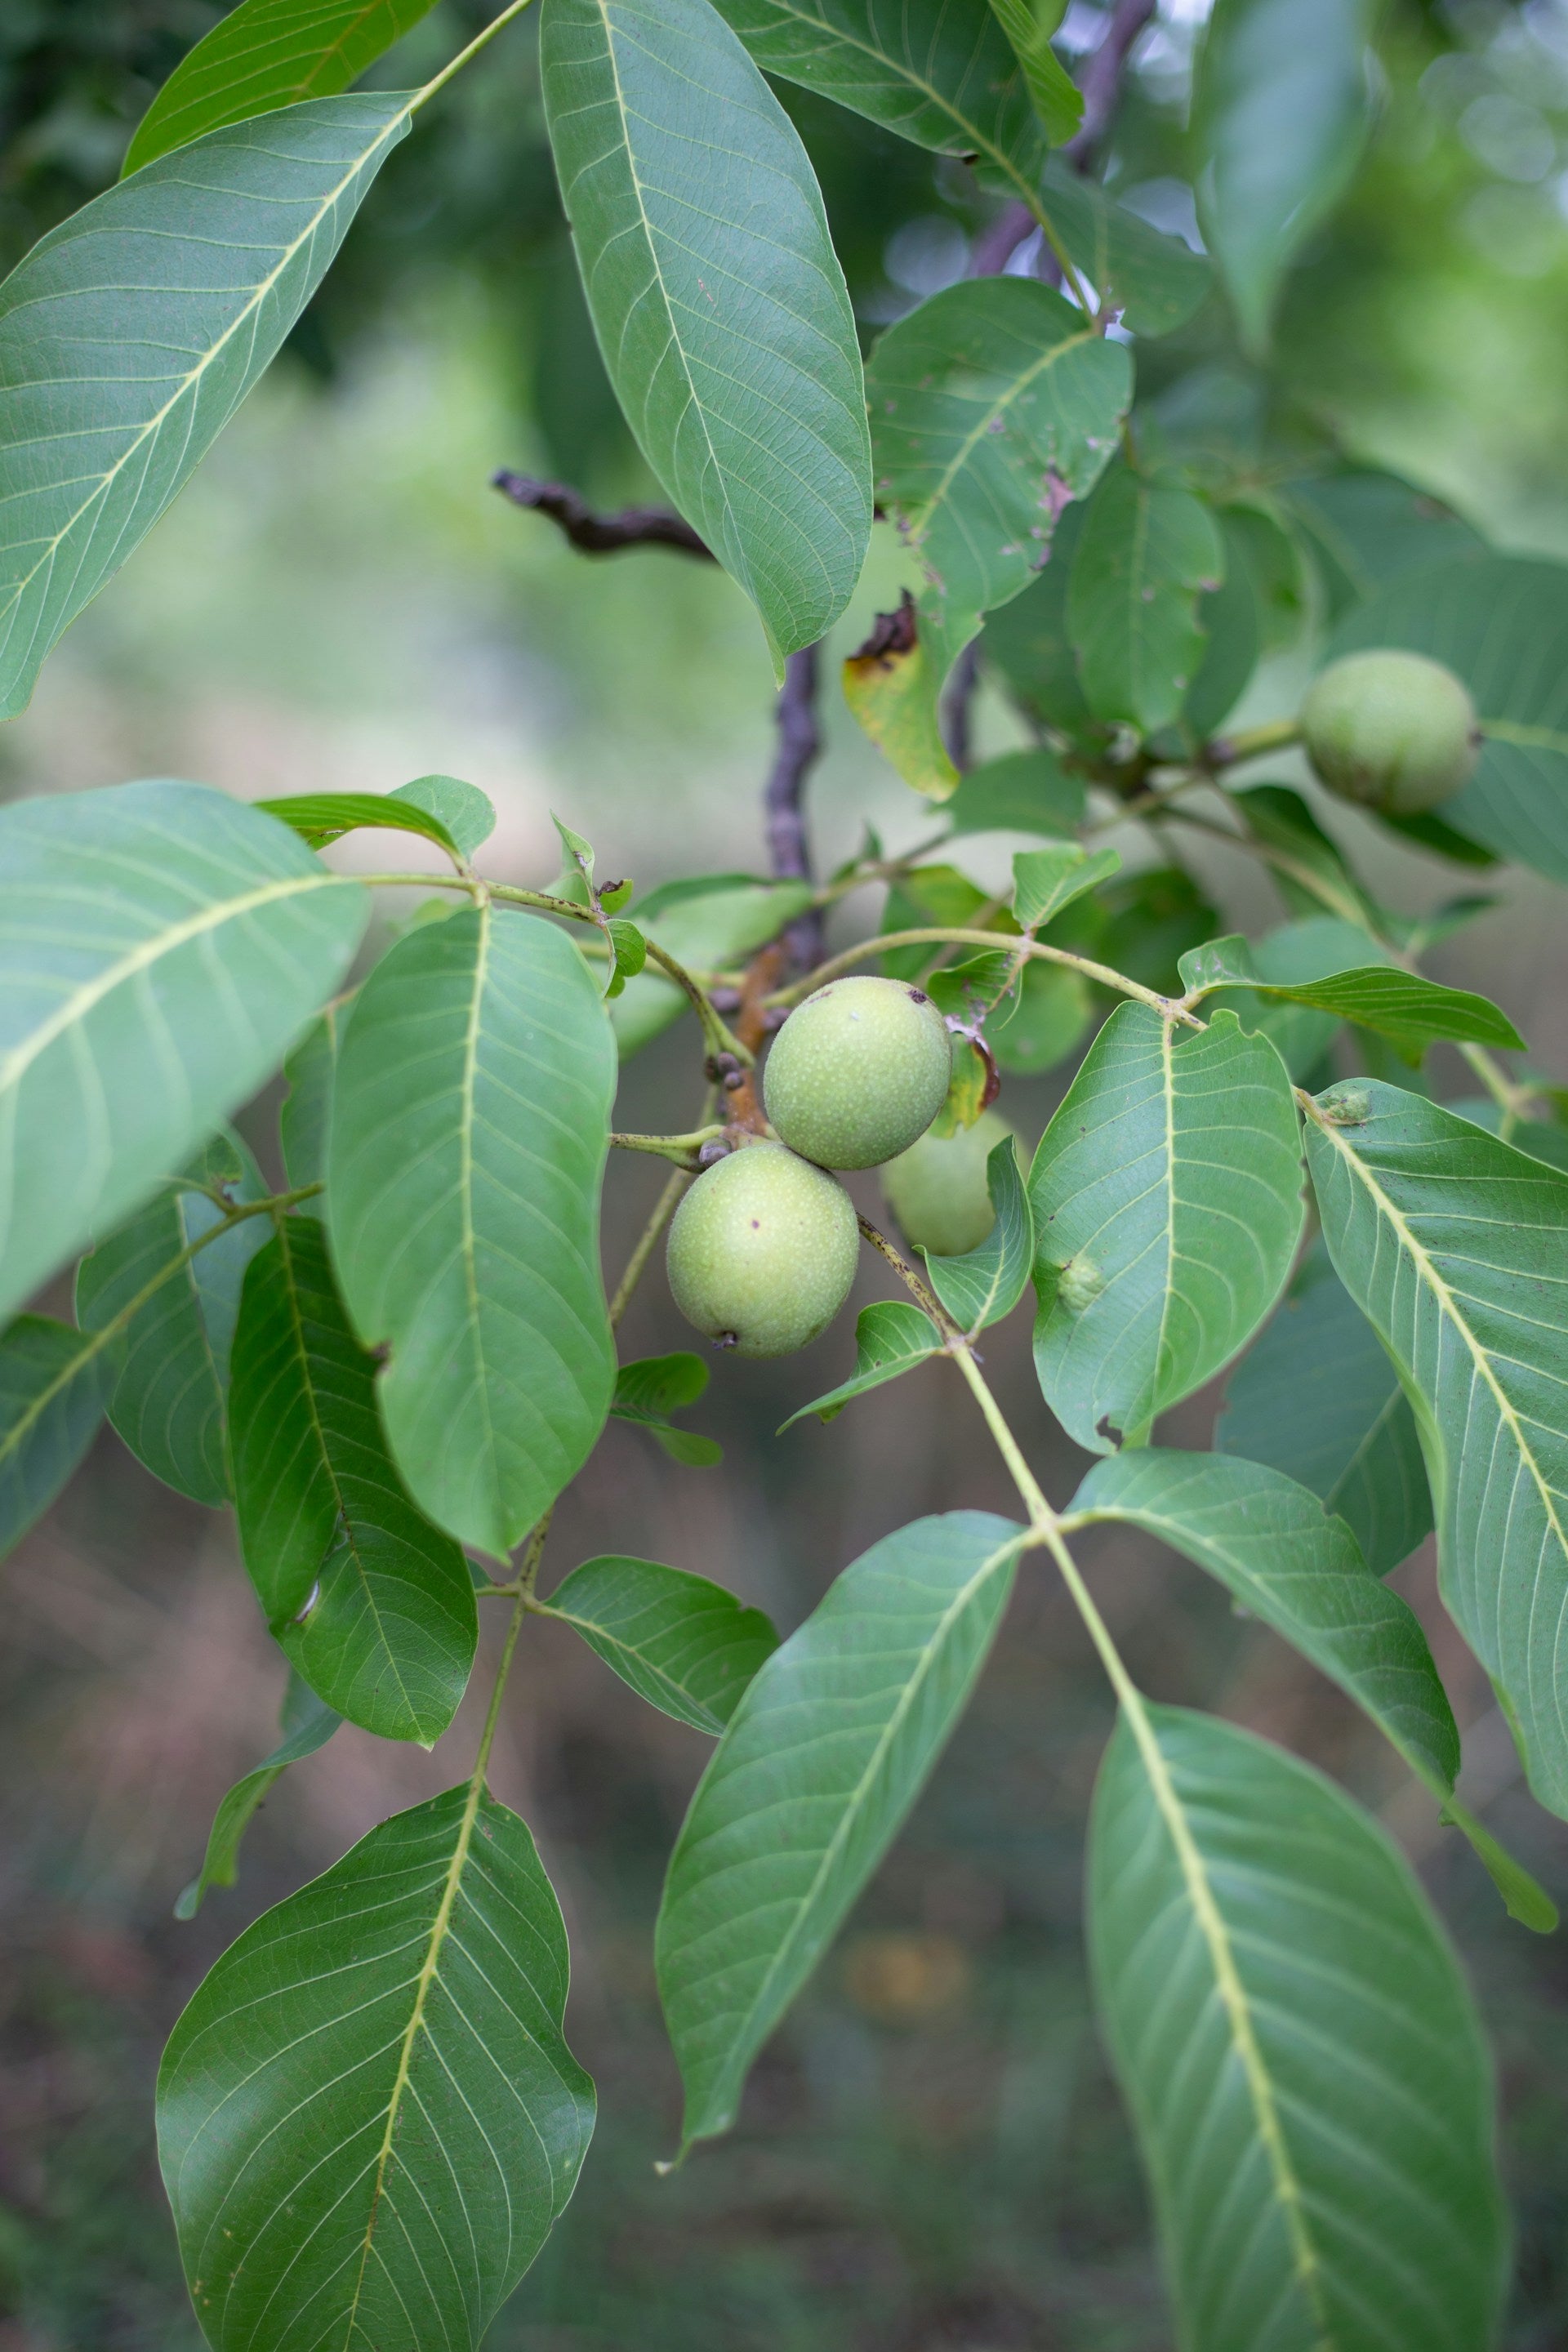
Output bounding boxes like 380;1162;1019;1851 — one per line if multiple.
881;1111;1015;1259
1301;649;1480;815
764;975;952;1169
665;1141;858;1359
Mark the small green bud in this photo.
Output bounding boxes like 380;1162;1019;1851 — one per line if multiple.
880;1110;1014;1258
764;975;952;1169
666;1141;858;1359
1301;649;1480;815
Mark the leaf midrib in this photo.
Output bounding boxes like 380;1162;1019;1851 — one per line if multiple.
538;1599;724;1729
910;322;1100;543
1;100;410;651
0;869;349;1106
1309;1106;1568;1586
1115;1695;1334;2347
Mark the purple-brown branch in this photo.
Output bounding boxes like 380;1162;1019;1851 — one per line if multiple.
491;471;714;559
765;644;826;970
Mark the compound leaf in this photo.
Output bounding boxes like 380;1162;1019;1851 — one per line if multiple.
0;781;363;1324
175;1674;340;1918
1089;1703;1508;2352
657;1511;1023;2147
1306;1080;1568;1821
1068;468;1225;733
1217;1243;1432;1576
158;1785;595;2350
124;0;438;172
1030;1006;1303;1453
0;1315;121;1560
540;0;871;660
1330;552;1568;881
1012;844;1120;933
76;1129;269;1505
866;278;1129;688
328;905;617;1560
540;1556;778;1732
0;96;412;715
1066;1448;1456;1794
229;1216;477;1743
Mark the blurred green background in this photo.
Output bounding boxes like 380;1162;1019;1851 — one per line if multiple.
5;2;1568;2346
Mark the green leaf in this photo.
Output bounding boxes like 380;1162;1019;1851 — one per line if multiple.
779;1299;942;1429
1066;1449;1457;1794
702;0;1045;210
76;1129;269;1505
328;906;617;1559
1217;1242;1432;1577
0;95;413;716
539;1556;778;1733
174;1674;340;1919
1180;509;1269;740
1012;844;1120;933
1193;0;1375;353
610;879;814;1057
924;1138;1032;1334
1068;468;1225;734
540;0;871;662
1285;467;1486;620
278;1002;342;1202
1037;156;1214;340
1232;781;1379;928
1329;552;1568;881
0;1315;121;1560
229;1217;478;1743
391;773;497;859
158;1784;595;2350
1306;1079;1568;1820
0;781;364;1322
612;1351;721;1466
604;916;647;998
1030;1006;1303;1453
123;0;437;173
1178;935;1523;1054
986;0;1081;145
1089;1704;1508;2352
657;1510;1024;2148
866;278;1130;686
979;496;1094;738
1210;913;1391;1080
942;746;1085;840
252;790;462;861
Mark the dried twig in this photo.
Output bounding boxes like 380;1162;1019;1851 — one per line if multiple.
491;470;714;559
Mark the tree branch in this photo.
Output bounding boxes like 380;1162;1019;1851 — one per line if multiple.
491;471;714;559
764;643;826;969
1065;0;1157;169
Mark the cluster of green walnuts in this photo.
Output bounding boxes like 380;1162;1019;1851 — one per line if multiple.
666;974;1003;1357
666;640;1477;1361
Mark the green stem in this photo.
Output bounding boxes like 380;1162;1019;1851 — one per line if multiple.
768;928;1192;1022
412;0;537;114
856;1214;960;1340
1205;716;1302;768
610;1126;726;1166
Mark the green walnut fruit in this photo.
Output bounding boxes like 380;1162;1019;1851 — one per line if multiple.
764;975;952;1169
1300;649;1480;815
881;1110;1015;1259
666;1141;858;1358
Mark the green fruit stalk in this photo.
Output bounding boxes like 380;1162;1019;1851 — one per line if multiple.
880;1110;1015;1258
1301;648;1480;815
764;975;952;1169
666;1140;859;1358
